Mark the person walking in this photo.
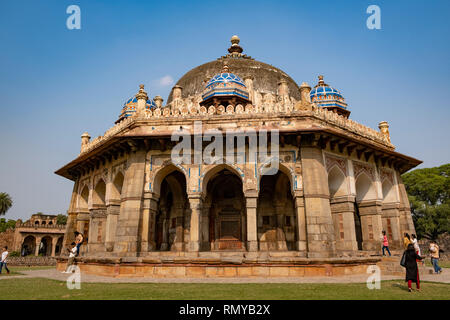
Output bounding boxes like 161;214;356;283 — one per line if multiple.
404;243;423;292
0;246;10;274
429;241;442;274
382;231;391;256
403;233;411;249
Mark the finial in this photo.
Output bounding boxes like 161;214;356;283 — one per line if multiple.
136;84;148;100
228;35;243;55
378;121;391;143
221;63;230;73
318;75;324;85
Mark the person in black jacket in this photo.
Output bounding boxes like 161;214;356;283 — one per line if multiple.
404;243;423;292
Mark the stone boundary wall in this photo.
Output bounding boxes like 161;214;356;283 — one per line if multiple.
6;256;56;266
0;229;14;250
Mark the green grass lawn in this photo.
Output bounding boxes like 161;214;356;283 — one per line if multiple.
0;278;448;300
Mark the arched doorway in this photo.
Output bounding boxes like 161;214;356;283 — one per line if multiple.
55;236;64;256
205;168;245;251
154;168;188;251
355;173;378;250
258;170;296;251
21;235;36;256
39;236;53;256
328;166;361;251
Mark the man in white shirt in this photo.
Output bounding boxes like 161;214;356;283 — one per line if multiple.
0;246;10;274
62;242;78;274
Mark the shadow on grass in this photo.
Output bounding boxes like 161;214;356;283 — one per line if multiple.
392;282;410;292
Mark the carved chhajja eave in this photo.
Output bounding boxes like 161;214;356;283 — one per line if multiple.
55;103;421;180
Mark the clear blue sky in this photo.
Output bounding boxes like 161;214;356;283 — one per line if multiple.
0;0;449;220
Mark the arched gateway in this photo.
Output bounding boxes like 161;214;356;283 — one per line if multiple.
55;36;421;277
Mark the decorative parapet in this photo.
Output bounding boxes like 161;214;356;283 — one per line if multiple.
79;116;134;155
16;221;66;230
79;102;394;156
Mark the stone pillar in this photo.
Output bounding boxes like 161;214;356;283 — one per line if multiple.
188;194;202;252
381;202;402;249
201;203;211;251
35;236;42;256
64;211;78;248
51;237;57;257
140;192;159;252
357;200;383;251
245;191;258;252
172;202;185;251
113;149;146;255
160;207;169;251
62;180;80;248
105;202;120;252
293;191;307;252
396;173;416;236
330;195;358;252
300;144;336;258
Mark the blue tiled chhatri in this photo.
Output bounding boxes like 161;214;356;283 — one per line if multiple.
310;75;348;110
119;95;157;119
201;65;250;103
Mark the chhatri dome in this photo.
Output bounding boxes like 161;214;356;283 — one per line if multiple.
200;64;250;107
117;85;157;122
310;75;349;117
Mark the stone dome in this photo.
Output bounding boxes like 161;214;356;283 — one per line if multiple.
167;36;301;103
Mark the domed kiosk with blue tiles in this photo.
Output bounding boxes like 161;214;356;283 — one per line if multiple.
117;91;157;122
310;75;350;118
200;65;250;107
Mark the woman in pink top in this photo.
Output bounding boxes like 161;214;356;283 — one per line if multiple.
382;231;391;256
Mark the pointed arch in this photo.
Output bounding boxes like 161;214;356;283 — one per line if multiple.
328;165;348;198
152;163;188;197
355;172;377;202
93;179;106;206
78;185;89;211
257;162;294;196
200;163;244;197
382;179;397;203
110;171;124;201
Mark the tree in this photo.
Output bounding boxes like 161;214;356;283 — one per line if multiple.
0;218;16;233
0;192;13;216
56;214;67;225
402;163;450;240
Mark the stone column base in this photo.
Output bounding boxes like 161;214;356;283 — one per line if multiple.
247;241;258;252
